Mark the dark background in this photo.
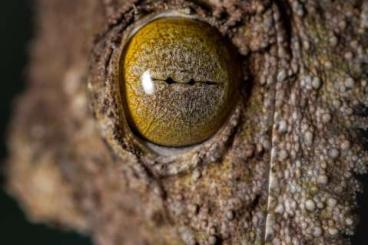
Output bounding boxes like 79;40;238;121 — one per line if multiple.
0;1;367;245
0;1;92;244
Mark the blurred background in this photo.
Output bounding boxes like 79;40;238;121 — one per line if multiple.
0;0;91;244
0;0;367;244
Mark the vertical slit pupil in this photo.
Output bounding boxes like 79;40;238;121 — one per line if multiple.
188;79;195;85
165;77;175;84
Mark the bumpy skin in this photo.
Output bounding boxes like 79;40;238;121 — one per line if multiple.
6;0;368;245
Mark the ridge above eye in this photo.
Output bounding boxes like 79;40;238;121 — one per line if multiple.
120;15;242;147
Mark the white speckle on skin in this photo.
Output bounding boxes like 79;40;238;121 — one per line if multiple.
333;99;342;108
338;19;347;30
346;217;353;226
226;210;234;220
327;198;337;208
278;149;288;161
305;199;316;211
341;140;351;150
345;77;355;89
328;227;338;236
328;148;339;159
313;226;322;237
275;204;284;214
329;35;338;46
322;113;332;123
277;70;287;82
324;60;333;69
304;131;313;146
312;77;322;89
278;120;288;133
192;169;201;182
344;52;353;60
317;175;328;185
209;235;217;245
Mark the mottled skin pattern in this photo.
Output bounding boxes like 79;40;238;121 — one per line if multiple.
5;0;368;245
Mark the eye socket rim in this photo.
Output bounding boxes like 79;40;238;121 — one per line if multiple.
88;9;246;176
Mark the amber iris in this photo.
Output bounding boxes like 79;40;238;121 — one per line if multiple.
121;16;241;147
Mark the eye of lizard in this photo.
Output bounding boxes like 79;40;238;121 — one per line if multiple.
120;16;242;147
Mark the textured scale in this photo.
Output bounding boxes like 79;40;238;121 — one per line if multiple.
6;0;368;245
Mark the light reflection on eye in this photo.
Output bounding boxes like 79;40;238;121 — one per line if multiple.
141;70;155;95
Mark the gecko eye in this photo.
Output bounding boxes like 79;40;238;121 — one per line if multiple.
121;16;242;147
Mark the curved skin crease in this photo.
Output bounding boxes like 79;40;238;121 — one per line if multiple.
122;17;241;147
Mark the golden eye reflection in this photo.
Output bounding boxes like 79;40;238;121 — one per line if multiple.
121;16;242;147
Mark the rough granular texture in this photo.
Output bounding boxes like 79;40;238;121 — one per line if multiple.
6;0;368;244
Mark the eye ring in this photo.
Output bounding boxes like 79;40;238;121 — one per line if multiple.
88;8;247;176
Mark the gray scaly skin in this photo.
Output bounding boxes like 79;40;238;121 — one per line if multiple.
6;0;368;244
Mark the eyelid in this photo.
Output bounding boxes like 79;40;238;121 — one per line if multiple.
88;9;245;176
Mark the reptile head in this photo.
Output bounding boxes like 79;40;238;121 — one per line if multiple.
7;0;368;244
